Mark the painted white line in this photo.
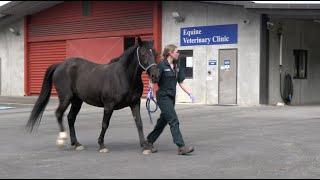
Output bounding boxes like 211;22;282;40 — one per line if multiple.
0;102;34;105
0;106;15;110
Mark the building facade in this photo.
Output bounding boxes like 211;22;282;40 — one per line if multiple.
1;1;320;105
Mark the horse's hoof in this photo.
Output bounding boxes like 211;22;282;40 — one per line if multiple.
99;148;109;153
142;149;152;155
56;139;65;148
75;145;85;151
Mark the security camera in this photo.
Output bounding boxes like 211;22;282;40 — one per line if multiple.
8;27;20;36
267;21;274;30
243;19;250;24
172;12;180;18
172;11;185;23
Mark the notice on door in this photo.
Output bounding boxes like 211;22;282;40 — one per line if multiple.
224;59;231;71
207;59;217;80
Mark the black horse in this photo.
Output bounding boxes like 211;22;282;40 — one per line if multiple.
26;37;159;154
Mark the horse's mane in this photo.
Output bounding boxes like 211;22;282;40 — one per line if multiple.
109;45;137;64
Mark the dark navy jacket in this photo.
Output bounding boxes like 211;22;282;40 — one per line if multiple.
157;59;185;98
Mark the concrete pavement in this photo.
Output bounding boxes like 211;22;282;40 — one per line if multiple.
0;96;320;178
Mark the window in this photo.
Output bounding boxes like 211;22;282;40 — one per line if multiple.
293;49;308;79
178;50;193;79
82;1;91;16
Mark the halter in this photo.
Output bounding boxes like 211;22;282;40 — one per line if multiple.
136;47;157;72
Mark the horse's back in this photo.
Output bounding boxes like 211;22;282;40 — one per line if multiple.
60;57;101;72
53;57;97;83
52;57;125;107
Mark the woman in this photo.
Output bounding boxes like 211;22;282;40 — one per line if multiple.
146;44;195;155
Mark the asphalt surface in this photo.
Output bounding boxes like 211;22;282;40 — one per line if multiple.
1;96;320;178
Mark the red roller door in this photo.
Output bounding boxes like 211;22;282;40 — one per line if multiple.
28;41;66;95
66;37;123;64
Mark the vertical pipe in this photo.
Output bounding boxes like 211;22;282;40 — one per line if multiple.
278;25;284;105
0;57;1;95
24;16;29;96
279;33;283;66
278;25;283;75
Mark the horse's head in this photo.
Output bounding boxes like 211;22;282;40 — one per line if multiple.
135;37;159;83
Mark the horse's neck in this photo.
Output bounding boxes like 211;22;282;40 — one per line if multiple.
118;52;143;91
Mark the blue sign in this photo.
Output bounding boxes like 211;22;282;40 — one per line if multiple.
180;24;238;46
224;60;230;65
209;60;217;65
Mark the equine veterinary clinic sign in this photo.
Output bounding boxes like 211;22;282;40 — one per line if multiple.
180;24;238;46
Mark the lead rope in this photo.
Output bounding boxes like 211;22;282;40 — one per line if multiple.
145;86;158;124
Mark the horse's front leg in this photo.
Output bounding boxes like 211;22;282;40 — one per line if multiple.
130;101;151;154
98;106;114;153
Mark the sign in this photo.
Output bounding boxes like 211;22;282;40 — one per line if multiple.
207;59;217;80
224;59;231;70
209;60;217;66
181;24;238;46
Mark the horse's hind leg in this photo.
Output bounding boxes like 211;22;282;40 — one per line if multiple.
55;96;71;148
67;97;83;151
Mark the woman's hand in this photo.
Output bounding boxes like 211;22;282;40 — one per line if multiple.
147;88;154;99
188;93;196;103
179;82;195;103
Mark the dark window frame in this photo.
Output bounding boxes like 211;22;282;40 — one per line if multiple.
293;49;308;79
178;50;193;79
82;1;91;17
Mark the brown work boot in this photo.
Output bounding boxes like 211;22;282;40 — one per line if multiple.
178;146;194;155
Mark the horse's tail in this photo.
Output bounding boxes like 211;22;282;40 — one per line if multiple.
26;63;60;133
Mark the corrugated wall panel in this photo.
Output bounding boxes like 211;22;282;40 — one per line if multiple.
28;41;66;95
28;1;153;39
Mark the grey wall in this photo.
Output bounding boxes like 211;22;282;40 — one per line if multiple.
268;19;320;105
0;19;25;96
162;1;261;105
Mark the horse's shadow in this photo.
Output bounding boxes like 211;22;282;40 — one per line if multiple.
63;141;141;152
